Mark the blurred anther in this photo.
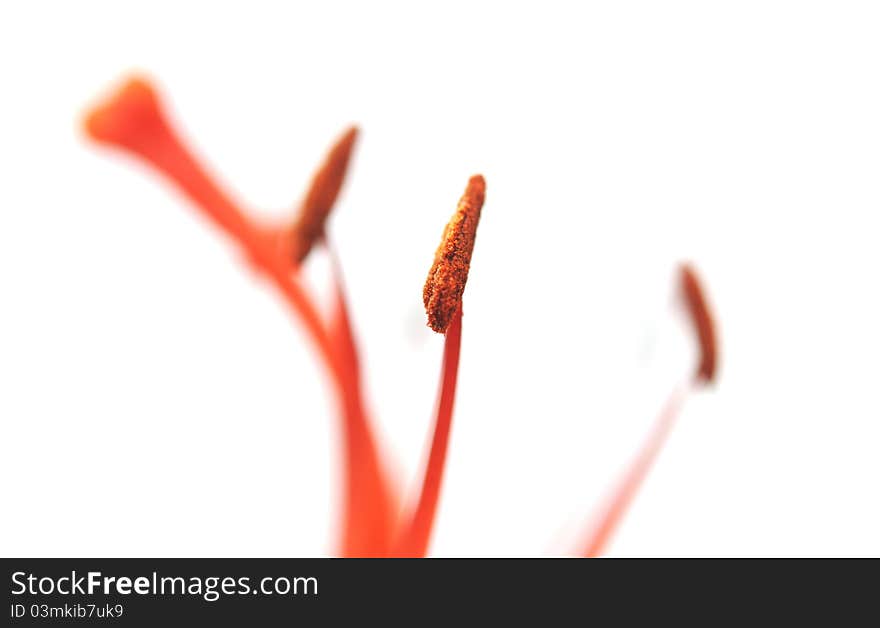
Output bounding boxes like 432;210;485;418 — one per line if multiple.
680;263;718;385
579;263;720;557
289;127;359;264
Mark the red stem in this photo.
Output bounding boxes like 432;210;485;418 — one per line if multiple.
581;384;687;557
84;77;396;556
327;247;398;556
394;308;463;557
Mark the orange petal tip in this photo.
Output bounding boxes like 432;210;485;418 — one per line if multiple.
83;76;163;147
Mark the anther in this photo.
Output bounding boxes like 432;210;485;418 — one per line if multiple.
680;263;718;384
423;175;486;333
289;127;359;263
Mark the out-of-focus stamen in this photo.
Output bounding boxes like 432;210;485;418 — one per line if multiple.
395;175;486;556
579;264;720;556
85;76;397;557
394;308;463;556
289;127;359;264
680;263;718;385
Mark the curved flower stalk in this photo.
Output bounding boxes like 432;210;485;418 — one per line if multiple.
392;176;485;556
84;76;396;556
579;263;719;557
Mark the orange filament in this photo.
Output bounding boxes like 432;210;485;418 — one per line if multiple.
392;175;487;555
394;308;463;556
423;175;486;333
680;263;718;385
84;76;396;557
581;386;686;557
327;246;398;556
289;127;359;264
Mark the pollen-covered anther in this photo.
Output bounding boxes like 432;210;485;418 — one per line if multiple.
289;126;359;264
423;175;486;333
680;263;719;384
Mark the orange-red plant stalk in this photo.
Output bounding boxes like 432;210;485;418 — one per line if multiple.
393;175;484;556
84;76;396;556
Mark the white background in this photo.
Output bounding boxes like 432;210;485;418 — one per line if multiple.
1;2;879;557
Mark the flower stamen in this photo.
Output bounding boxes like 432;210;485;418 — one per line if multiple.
680;263;718;385
394;176;486;556
289;127;359;264
579;264;720;556
423;175;486;334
